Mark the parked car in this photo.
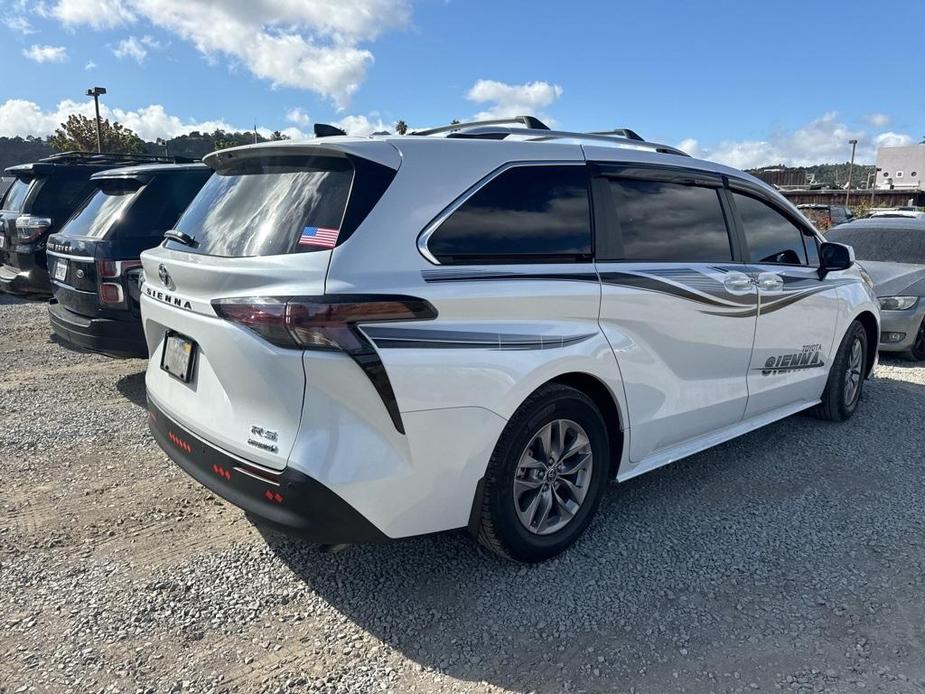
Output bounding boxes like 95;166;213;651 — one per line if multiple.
865;208;925;219
0;176;13;203
46;162;211;357
826;218;925;360
797;203;854;229
0;152;193;296
139;117;879;562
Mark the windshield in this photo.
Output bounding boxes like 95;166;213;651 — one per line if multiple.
61;185;140;239
168;156;354;257
826;225;925;264
2;178;32;212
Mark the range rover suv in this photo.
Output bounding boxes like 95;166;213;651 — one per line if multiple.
47;162;210;357
0;152;193;296
140;118;879;562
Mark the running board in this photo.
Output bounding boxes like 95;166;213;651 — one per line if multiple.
617;399;820;483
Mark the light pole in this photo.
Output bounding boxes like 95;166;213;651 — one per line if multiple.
870;167;880;206
85;86;107;153
845;138;858;207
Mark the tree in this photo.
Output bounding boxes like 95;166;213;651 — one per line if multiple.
269;130;290;141
394;120;408;135
450;119;460;125
49;114;145;154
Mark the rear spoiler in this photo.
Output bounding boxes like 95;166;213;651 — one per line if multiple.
204;140;402;173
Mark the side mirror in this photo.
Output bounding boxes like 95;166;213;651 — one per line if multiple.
819;241;854;278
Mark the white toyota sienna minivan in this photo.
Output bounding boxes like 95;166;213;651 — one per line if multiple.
140;118;880;562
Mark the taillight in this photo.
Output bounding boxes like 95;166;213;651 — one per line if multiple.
99;283;124;304
15;215;52;242
212;295;437;352
212;295;438;434
96;260;142;305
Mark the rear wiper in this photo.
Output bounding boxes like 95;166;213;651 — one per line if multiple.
163;229;198;247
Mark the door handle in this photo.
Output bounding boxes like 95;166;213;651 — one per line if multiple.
723;272;755;294
756;272;784;292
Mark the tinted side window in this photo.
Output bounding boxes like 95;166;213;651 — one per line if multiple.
733;192;808;265
604;178;732;262
428;165;591;264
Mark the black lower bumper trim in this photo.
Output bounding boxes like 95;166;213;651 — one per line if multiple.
48;300;147;358
147;399;389;544
0;264;50;296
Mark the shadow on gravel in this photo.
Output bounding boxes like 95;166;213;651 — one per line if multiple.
262;372;925;693
116;371;148;409
0;291;43;306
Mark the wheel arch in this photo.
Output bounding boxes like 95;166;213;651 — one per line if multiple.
852;310;879;377
547;372;625;479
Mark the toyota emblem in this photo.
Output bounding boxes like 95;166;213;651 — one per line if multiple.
158;264;174;289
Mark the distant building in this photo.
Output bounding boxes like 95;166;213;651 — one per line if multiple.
748;165;812;189
875;143;925;190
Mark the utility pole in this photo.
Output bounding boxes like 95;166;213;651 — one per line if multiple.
870;167;880;206
85;86;107;153
845;139;858;207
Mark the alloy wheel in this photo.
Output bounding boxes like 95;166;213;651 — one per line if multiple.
843;337;864;406
513;419;593;535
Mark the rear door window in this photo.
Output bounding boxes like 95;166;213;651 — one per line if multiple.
600;178;732;262
166;156;354;257
61;182;141;239
426;165;591;264
733;192;809;265
2;179;32;212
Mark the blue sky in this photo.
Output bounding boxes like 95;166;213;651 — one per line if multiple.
1;0;922;167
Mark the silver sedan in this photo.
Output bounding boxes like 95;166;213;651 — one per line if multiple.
827;218;925;360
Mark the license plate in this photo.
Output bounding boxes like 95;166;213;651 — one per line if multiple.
53;258;67;281
161;332;197;383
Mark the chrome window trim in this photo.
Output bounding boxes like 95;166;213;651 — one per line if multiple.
46;250;95;262
416;160;587;266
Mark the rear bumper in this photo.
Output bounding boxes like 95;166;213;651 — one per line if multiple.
48;299;147;358
0;263;50;296
147;398;389;545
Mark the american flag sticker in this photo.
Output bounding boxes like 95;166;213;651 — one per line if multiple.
298;226;340;249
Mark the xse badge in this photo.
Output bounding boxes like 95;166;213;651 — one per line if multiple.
760;344;825;376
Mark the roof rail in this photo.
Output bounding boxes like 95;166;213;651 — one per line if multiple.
429;125;690;157
589;128;644;141
39;151;198;165
412;115;550;137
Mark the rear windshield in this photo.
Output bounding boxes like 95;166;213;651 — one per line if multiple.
2;178;32;212
60;182;141;239
167;156;354;257
826;226;925;264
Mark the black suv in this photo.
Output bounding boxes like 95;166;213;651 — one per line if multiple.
0;152;194;296
47;162;210;357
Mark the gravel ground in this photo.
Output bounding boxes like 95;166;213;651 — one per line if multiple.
1;292;924;694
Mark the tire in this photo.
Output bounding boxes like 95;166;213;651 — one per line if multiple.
476;383;610;562
902;317;925;361
812;320;868;422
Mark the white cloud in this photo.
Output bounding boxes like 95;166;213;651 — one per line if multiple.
466;79;563;122
286;107;311;126
45;0;137;28
113;36;148;63
0;98;272;141
45;0;412;108
331;113;390;136
22;44;69;63
676;112;915;169
5;16;36;34
865;112;891;128
85;60;97;70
